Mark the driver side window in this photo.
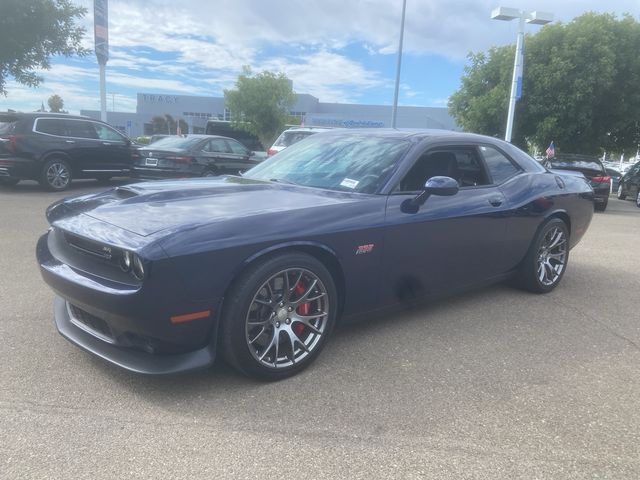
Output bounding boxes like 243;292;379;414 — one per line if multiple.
397;146;489;192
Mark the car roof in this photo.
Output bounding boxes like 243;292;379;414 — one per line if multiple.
313;128;506;143
0;111;91;120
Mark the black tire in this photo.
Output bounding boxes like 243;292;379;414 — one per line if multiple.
0;178;19;186
202;168;218;177
617;183;626;200
515;218;570;294
636;190;640;208
39;157;72;191
221;252;338;380
595;199;608;212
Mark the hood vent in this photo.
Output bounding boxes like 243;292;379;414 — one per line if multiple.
113;186;140;199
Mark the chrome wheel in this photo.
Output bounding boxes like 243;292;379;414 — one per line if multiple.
46;162;70;189
537;226;567;287
245;268;329;369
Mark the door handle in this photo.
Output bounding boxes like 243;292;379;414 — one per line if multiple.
102;142;112;146
65;140;75;144
489;197;503;207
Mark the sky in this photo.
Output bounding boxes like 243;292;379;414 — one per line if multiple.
1;0;638;114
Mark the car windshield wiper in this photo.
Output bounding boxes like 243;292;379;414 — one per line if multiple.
269;178;298;185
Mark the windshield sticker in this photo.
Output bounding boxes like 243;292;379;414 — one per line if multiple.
340;178;359;189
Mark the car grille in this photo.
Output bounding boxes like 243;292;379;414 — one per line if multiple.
64;232;114;260
68;303;115;343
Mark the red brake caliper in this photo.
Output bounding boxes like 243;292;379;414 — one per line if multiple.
293;281;309;336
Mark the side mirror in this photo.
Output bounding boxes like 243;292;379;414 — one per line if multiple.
401;176;459;213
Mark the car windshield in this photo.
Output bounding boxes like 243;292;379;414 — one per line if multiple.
146;136;203;149
273;130;316;147
245;133;411;194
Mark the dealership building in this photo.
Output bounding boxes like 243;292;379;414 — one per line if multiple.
81;92;458;140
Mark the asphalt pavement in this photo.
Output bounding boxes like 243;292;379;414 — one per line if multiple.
1;180;639;479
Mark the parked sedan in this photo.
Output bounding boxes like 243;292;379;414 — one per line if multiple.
616;161;640;207
544;154;610;211
37;129;594;380
132;134;262;179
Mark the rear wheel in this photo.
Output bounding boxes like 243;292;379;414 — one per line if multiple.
202;168;218;177
636;190;640;208
515;218;569;293
221;252;337;380
617;183;627;200
40;157;71;191
595;199;608;212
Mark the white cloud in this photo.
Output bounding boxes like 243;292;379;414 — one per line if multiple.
2;0;638;113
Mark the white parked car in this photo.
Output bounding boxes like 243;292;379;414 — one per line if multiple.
267;127;332;156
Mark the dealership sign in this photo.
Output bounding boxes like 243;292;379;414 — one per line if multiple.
94;0;108;65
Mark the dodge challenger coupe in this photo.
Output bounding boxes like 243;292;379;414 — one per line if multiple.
37;130;595;380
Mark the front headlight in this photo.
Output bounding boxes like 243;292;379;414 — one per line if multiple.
120;250;132;272
132;254;145;280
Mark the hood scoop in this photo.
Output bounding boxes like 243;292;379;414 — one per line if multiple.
113;186;141;199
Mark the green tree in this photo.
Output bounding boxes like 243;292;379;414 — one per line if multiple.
0;0;89;95
224;67;296;148
150;114;188;135
48;94;64;113
449;13;640;155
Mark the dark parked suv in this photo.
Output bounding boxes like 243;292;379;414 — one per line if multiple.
544;154;610;211
616;161;640;207
0;112;134;191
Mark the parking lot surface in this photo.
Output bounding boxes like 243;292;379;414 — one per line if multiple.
1;180;639;479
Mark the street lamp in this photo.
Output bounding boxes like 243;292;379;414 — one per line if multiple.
491;7;553;142
391;0;407;129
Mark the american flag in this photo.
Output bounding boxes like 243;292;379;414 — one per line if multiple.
545;141;555;158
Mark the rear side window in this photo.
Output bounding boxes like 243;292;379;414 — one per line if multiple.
93;123;125;141
274;131;314;147
63;120;98;139
35;118;65;136
480;145;521;184
204;138;230;153
0;116;19;135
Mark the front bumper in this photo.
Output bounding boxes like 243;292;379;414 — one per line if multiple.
54;297;215;374
37;231;219;374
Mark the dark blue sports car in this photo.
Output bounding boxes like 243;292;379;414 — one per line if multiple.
37;130;594;379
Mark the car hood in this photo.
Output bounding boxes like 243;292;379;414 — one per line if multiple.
47;177;365;237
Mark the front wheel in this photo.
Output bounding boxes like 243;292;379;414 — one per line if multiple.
617;183;627;200
221;252;337;380
515;218;569;293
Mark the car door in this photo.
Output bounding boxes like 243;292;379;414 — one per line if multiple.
199;138;238;174
90;122;132;174
382;144;510;303
60;119;102;175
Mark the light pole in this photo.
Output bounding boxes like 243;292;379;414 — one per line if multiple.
391;0;407;129
491;7;553;142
